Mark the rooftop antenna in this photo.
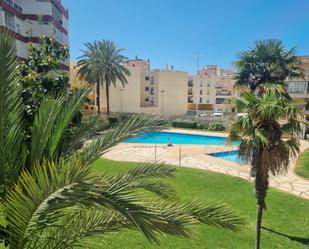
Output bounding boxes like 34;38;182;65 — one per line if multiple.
197;54;203;74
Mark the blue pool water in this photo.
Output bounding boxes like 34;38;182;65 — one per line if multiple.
208;150;248;164
124;131;239;145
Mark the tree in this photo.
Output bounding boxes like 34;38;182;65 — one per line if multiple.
233;39;303;92
77;40;130;115
229;86;302;249
0;32;246;248
232;40;305;249
17;36;69;130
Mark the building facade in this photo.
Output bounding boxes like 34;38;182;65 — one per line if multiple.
286;56;309;117
187;65;236;115
0;0;69;69
71;56;309;117
100;59;188;115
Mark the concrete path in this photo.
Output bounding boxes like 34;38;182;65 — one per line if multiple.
102;130;309;200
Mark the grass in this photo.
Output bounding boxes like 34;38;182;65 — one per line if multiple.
296;148;309;179
77;159;309;249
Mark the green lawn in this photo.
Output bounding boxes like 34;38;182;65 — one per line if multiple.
296;148;309;179
1;159;308;249
78;159;309;249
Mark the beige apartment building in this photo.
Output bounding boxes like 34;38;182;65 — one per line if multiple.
187;65;236;115
71;56;309;118
100;59;188;115
0;0;69;69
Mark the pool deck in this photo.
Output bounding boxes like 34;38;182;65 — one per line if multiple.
102;129;309;200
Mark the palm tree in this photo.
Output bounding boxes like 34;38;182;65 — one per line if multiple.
232;41;305;249
77;40;130;115
0;32;246;248
233;39;303;92
229;86;302;249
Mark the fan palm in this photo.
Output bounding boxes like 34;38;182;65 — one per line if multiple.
229;86;302;249
77;40;130;115
233;39;303;92
0;32;246;248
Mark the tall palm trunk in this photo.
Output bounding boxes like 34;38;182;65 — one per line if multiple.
105;81;110;116
96;81;100;114
254;165;268;249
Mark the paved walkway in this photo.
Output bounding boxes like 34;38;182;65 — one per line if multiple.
102;130;309;200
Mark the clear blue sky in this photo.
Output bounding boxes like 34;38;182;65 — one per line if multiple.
63;0;309;74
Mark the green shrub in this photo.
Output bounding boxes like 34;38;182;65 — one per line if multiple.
108;117;119;126
208;121;225;131
171;120;197;129
197;122;209;130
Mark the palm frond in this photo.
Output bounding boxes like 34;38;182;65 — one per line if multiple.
2;158;246;248
28;87;91;166
0;31;25;195
61;115;107;157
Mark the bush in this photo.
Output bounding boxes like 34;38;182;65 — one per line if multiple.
208;121;225;131
197;121;209;130
171;120;197;129
108;117;119;126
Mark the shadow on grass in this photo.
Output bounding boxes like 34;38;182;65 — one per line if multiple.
262;226;309;246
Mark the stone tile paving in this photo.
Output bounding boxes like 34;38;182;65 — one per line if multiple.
103;139;309;200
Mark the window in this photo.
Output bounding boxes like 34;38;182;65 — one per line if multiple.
150;76;154;84
207;91;210;95
145;87;149;91
150;88;154;95
188;96;193;103
199;97;202;103
4;11;15;31
145;98;149;102
207;100;210;103
215;98;225;104
52;2;63;25
54;28;62;42
287;81;308;94
200;81;203;87
145;76;150;81
16;23;21;33
200;90;203;95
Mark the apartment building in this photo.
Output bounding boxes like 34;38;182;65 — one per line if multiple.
286;56;309;116
101;59;188;115
187;65;236;115
0;0;69;69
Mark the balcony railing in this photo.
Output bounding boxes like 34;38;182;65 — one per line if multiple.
5;23;15;31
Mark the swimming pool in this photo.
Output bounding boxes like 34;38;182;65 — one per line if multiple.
208;150;248;164
124;131;239;145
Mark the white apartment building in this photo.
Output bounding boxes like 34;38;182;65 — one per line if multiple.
0;0;69;69
187;65;236;114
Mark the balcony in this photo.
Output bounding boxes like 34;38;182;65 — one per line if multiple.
286;81;309;99
5;23;15;31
